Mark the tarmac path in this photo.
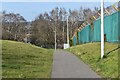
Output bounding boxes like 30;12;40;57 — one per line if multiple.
51;50;101;78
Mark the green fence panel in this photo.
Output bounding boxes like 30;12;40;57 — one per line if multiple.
111;11;119;42
78;31;81;44
119;11;120;42
104;11;119;42
93;19;101;42
80;29;84;43
78;25;91;44
90;28;94;42
104;13;113;42
73;36;77;46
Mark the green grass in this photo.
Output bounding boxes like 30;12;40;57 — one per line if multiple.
67;42;119;78
1;40;54;78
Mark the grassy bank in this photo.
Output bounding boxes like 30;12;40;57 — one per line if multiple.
2;40;54;78
67;42;119;78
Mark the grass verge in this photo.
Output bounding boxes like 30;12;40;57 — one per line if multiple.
67;42;119;78
1;40;54;78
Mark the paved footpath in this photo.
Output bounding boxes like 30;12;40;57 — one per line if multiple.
51;50;101;78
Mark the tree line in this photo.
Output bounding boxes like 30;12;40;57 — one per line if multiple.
1;7;99;48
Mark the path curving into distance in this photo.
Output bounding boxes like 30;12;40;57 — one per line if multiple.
51;50;101;78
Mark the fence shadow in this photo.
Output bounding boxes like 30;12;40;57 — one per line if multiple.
106;47;120;56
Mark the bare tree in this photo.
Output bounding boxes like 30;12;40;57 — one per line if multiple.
2;12;27;41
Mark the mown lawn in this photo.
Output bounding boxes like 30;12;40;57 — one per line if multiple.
1;40;54;78
67;42;119;78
